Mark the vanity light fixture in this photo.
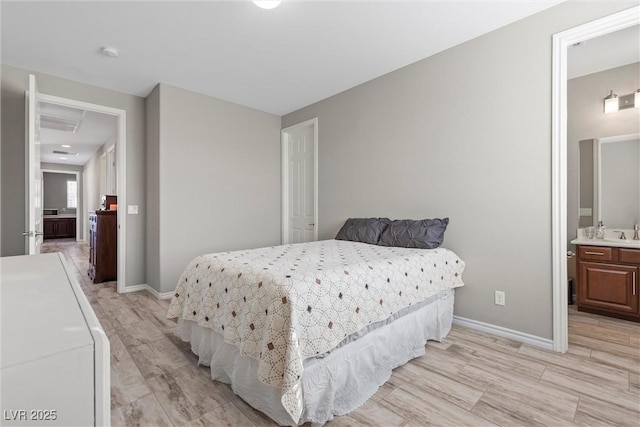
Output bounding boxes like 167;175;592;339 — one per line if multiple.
603;90;618;113
604;88;640;113
253;1;281;9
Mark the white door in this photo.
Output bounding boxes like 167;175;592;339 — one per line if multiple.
282;119;318;244
25;74;43;254
106;144;116;194
99;152;107;197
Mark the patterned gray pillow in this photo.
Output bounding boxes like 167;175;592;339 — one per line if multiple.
335;218;391;245
378;218;449;249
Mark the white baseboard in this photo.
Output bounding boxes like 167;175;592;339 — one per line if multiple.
453;315;553;350
120;284;174;300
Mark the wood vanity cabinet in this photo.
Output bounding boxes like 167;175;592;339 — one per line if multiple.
43;217;76;239
576;245;639;321
88;210;117;283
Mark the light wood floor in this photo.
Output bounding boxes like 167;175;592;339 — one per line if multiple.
42;240;640;427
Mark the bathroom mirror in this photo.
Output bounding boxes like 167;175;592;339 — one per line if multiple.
579;133;640;229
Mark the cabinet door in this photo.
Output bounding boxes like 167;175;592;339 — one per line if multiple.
56;219;76;238
67;219;76;238
578;262;638;313
56;220;71;237
43;220;56;239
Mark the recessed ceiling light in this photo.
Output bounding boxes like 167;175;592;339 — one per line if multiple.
100;46;119;58
253;1;281;10
61;144;71;148
59;157;68;160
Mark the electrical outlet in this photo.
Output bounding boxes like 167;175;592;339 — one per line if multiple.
494;290;506;306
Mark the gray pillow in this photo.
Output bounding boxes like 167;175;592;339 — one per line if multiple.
378;218;449;249
335;218;390;245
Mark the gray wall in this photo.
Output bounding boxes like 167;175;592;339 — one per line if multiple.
147;84;281;293
0;65;146;287
282;1;636;340
43;172;77;214
578;139;594;228
567;62;640;243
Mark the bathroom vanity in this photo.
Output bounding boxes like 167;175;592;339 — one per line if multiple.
572;230;640;322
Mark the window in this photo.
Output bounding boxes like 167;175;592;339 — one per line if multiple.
67;181;77;209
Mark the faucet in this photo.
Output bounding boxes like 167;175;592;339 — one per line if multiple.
614;229;628;239
634;224;639;240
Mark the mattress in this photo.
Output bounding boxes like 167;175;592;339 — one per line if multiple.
167;239;465;422
176;289;455;425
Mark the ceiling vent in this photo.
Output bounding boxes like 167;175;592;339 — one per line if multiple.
41;115;82;133
52;150;79;156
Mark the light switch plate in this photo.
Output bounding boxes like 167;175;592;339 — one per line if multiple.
127;205;138;214
494;290;506;306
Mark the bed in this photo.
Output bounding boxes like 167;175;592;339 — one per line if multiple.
167;219;465;426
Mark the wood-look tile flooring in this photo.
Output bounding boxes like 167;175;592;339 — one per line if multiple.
42;240;640;427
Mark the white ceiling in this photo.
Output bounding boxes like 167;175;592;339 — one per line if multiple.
5;1;636;168
40;103;117;166
1;0;565;116
568;24;640;80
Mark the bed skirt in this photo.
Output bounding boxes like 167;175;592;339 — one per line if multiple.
176;289;455;426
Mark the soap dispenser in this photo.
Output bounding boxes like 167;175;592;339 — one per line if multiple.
596;221;605;239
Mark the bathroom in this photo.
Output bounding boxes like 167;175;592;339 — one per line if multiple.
566;24;640;321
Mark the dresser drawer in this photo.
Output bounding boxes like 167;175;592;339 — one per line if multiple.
578;246;614;262
619;248;640;264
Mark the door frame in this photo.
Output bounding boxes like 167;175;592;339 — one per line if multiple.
25;74;42;254
281;118;318;244
36;93;127;293
40;168;82;242
551;6;638;352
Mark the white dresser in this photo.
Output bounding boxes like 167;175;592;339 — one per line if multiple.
1;253;110;426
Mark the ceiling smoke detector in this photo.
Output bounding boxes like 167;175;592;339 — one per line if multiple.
100;46;119;58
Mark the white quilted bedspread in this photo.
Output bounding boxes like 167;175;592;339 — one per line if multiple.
167;239;465;423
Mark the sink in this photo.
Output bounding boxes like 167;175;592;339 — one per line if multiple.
603;238;640;247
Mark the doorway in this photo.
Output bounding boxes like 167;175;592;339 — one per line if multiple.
551;6;639;352
281;118;318;244
40;169;81;241
27;78;127;292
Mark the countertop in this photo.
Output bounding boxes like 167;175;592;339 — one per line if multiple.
572;228;640;249
43;214;77;219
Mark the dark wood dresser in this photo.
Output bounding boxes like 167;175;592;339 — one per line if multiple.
88;210;117;283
